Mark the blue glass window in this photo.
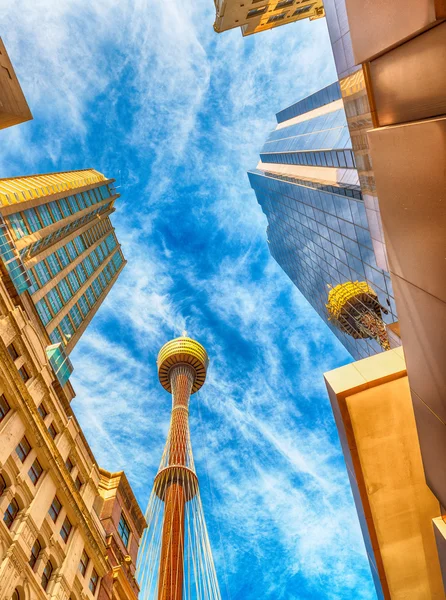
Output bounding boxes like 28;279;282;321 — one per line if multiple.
48;201;62;222
46;289;63;315
67;271;80;293
37;205;53;228
78;295;89;317
58;280;72;302
8;214;29;239
59;316;74;339
83;257;94;276
47;254;61;276
34;262;51;286
75;264;87;284
85;287;95;306
92;279;101;298
67;196;78;213
49;329;63;344
65;242;77;262
23;208;41;232
69;305;82;329
58;197;71;217
35;299;52;325
56;248;70;268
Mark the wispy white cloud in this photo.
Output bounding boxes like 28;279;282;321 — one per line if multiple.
1;1;375;598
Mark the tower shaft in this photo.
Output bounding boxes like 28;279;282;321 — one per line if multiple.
158;366;194;600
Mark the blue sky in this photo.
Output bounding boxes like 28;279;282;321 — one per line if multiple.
2;1;376;598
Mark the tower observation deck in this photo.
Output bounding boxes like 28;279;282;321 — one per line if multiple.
137;335;222;600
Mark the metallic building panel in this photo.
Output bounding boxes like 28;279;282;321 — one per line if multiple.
369;22;446;126
368;117;446;304
324;351;444;599
391;273;446;425
433;518;446;593
344;0;445;63
412;389;446;508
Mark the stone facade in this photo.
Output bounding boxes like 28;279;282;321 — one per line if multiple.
0;244;145;599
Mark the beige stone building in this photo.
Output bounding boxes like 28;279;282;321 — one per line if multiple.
0;247;145;600
213;0;324;36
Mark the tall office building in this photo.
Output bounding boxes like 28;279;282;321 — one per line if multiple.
248;83;397;360
323;1;446;589
0;169;126;358
213;0;324;36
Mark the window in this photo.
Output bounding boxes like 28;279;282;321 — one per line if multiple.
60;516;72;543
67;271;80;293
118;513;130;547
37;205;53;228
276;0;293;6
7;343;19;361
69;305;82;329
59;316;74;340
48;423;57;440
46;289;63;316
0;473;6;496
16;437;31;462
29;539;41;569
0;395;10;422
24;207;41;232
41;559;53;591
65;457;74;473
58;279;72;302
18;365;30;383
48;496;61;522
12;590;20;600
89;569;99;595
3;498;19;529
74;476;83;492
36;298;52;326
56;247;70;268
79;550;89;576
28;458;43;485
293;4;312;15
247;6;267;17
48;201;62;222
38;403;48;419
8;213;29;239
35;262;51;286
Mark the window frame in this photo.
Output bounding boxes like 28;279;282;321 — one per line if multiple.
4;497;19;529
16;436;31;462
28;458;44;486
48;496;62;522
29;538;42;570
117;512;131;548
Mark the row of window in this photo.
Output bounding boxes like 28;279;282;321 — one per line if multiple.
8;185;112;241
33;239;118;329
20;202;113;261
36;246;122;333
260;148;356;170
29;229;116;295
47;251;124;346
246;3;313;21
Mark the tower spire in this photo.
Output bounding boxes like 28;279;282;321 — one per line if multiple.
137;336;221;600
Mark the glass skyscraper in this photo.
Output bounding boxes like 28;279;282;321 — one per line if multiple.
249;83;397;360
0;169;125;366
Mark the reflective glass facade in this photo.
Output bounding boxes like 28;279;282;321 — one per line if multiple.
0;170;125;359
249;84;397;359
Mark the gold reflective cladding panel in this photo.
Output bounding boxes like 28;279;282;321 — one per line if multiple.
157;337;209;394
0;169;107;207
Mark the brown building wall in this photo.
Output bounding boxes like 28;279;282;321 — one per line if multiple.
0;38;32;130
